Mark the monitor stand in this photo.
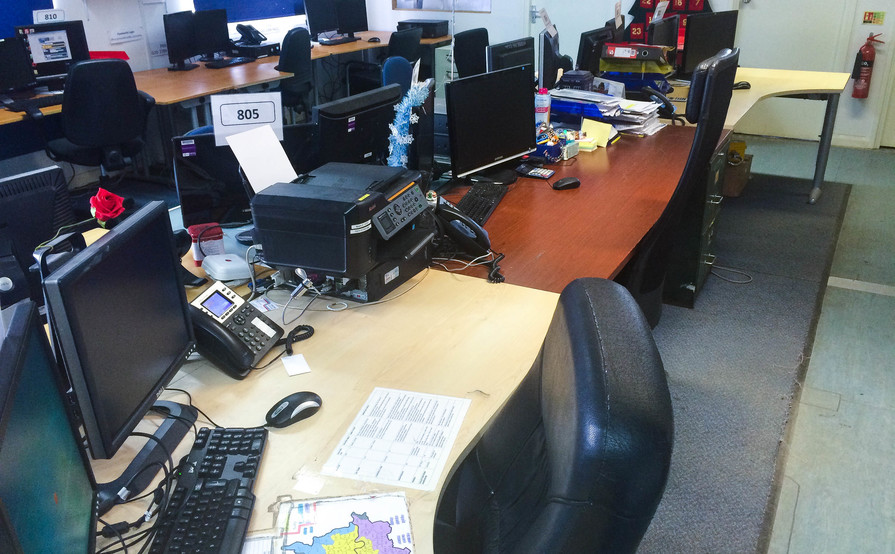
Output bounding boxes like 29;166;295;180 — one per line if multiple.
95;400;198;516
168;60;199;72
468;168;518;186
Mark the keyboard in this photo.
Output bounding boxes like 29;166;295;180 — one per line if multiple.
318;35;359;46
456;181;508;225
149;427;267;554
3;93;64;117
205;57;255;69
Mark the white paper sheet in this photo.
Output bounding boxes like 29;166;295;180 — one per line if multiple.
225;125;297;194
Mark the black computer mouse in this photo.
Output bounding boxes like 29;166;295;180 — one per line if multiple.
367;37;381;43
265;391;322;428
733;81;751;90
552;177;580;190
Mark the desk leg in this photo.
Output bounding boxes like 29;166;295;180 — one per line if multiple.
809;92;840;204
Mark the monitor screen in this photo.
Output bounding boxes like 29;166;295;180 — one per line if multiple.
538;29;561;90
681;10;738;79
0;300;97;553
576;26;613;74
314;84;403;165
0;37;37;94
43;201;195;461
163;10;198;70
14;20;90;81
304;0;339;40
648;14;680;48
193;9;231;59
336;0;368;38
486;36;534;72
445;64;536;179
193;0;304;23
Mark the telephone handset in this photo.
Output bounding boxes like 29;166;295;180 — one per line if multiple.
433;197;491;258
189;281;284;380
236;24;266;45
642;86;684;124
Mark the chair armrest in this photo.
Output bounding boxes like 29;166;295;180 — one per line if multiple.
138;90;156;113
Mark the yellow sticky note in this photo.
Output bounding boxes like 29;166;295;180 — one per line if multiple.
581;118;614;148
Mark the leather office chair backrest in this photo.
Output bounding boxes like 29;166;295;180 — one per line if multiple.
381;56;413;96
275;27;314;112
453;28;489;78
387;27;423;65
434;278;674;554
615;48;739;327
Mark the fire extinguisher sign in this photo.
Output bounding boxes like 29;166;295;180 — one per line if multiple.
862;12;885;25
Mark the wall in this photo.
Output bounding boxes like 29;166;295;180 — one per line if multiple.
367;0;527;44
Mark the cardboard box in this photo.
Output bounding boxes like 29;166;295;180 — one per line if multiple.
722;153;753;197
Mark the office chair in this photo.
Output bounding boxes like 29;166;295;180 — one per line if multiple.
614;48;740;328
346;28;423;95
381;56;413;96
273;27;314;122
45;59;155;186
433;277;673;554
452;28;489;78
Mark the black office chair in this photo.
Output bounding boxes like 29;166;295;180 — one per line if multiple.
433;278;673;553
45;59;155;186
614;48;740;328
273;27;314;122
452;28;488;78
346;28;423;95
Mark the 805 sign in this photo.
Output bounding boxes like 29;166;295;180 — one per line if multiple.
236;108;260;120
218;101;276;127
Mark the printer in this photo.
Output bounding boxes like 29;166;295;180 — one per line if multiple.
251;163;434;302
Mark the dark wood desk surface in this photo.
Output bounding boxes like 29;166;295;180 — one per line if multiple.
444;125;695;293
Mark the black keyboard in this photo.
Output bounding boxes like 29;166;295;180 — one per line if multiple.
205;57;255;69
456;181;508;225
318;35;359;46
3;93;64;116
149;427;267;554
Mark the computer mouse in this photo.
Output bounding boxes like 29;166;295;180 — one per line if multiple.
367;37;381;43
552;177;580;190
733;81;751;90
265;391;322;428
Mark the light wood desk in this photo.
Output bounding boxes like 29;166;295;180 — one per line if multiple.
94;270;558;553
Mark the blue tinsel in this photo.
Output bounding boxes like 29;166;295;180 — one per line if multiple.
387;82;431;167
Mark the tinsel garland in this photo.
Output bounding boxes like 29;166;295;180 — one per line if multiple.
387;82;431;167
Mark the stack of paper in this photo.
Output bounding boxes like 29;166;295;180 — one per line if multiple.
550;90;666;138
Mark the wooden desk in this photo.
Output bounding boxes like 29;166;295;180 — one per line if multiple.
94;270;559;554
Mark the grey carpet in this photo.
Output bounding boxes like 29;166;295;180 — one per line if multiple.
638;174;850;553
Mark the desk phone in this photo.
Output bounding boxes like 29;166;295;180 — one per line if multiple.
515;164;555;179
190;281;284;379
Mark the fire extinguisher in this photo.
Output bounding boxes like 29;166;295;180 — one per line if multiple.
852;33;884;99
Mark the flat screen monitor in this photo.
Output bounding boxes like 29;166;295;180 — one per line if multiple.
0;37;37;95
314;84;403;165
648;14;680;48
445;64;536;179
486;36;534;72
336;0;368;38
576;25;613;74
0;166;76;308
42;201;196;513
681;10;738;80
0;300;97;553
193;0;304;23
193;8;231;60
538;29;561;90
607;17;624;42
163;10;198;71
14;20;90;82
304;0;340;41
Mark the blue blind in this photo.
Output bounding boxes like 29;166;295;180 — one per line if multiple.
1;0;54;38
192;0;304;23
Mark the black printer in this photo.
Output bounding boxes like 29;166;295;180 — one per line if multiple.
251;163;435;302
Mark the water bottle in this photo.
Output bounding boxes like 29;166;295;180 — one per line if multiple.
535;88;551;126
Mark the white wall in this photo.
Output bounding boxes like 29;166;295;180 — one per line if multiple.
367;0;527;44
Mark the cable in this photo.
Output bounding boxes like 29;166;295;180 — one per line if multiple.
711;264;753;284
163;388;224;428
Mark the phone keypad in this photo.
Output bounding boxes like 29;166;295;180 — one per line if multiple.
526;167;555;179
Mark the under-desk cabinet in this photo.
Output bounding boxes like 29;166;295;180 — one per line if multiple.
664;135;729;308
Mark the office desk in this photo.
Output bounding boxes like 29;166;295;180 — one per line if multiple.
94;270;559;553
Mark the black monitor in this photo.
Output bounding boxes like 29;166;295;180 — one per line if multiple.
0;37;37;96
14;20;90;82
538;29;562;90
0;166;76;309
304;0;340;42
576;25;614;74
193;0;304;23
193;9;231;61
445;64;536;180
0;300;97;553
336;0;368;39
42;201;197;514
680;10;738;80
648;14;680;48
607;17;624;42
314;84;403;165
163;10;198;71
486;36;534;72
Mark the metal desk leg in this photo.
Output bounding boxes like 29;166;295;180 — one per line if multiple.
809;92;840;204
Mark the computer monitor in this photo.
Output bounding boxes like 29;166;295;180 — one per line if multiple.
0;300;97;553
680;10;738;80
193;9;231;61
486;36;534;72
607;17;624;42
445;64;536;179
193;0;304;23
314;84;403;165
0;37;37;96
163;10;198;71
538;29;562;90
576;25;614;74
648;14;680;48
336;0;368;39
14;20;90;82
42;201;197;514
304;0;340;42
0;166;76;309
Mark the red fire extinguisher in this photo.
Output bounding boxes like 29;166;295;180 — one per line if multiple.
852;33;884;99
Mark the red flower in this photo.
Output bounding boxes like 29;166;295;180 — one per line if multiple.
90;188;126;228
